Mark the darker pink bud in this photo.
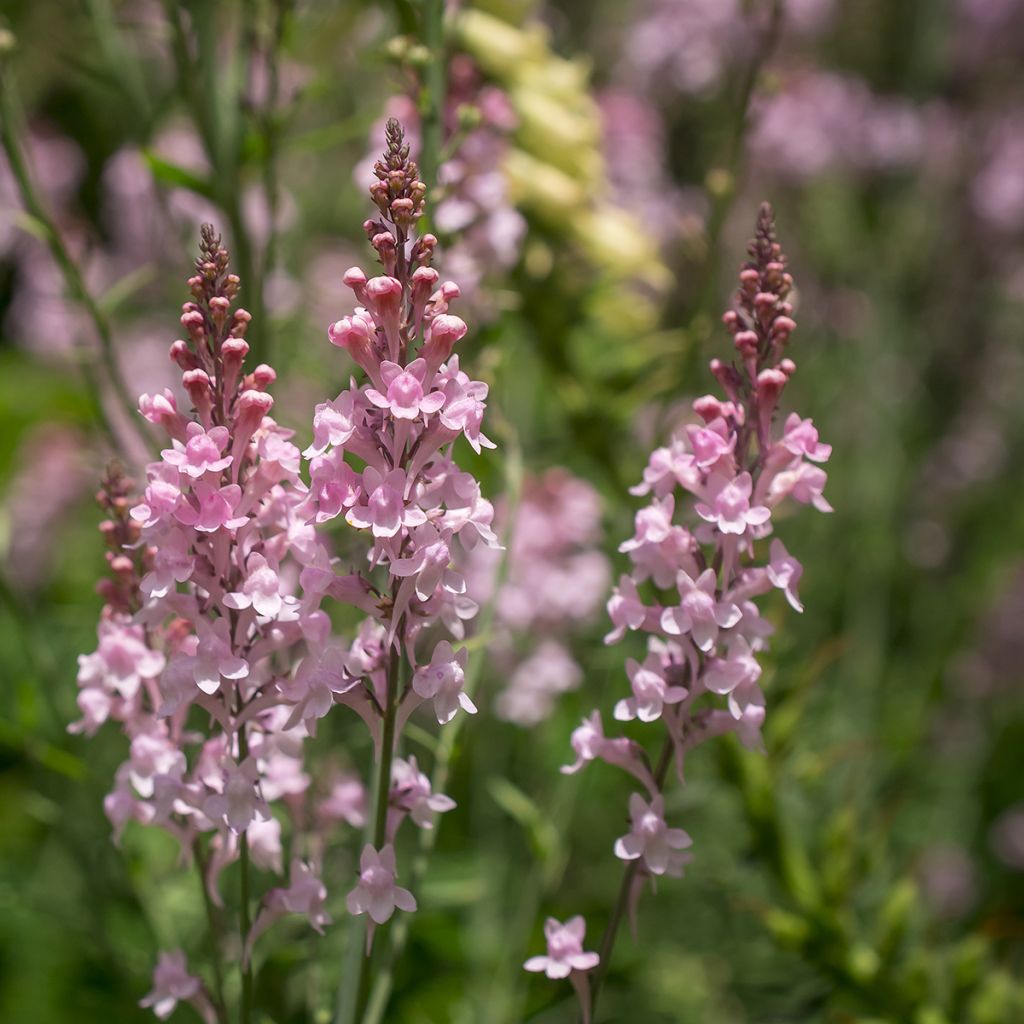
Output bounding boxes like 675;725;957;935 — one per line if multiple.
756;368;788;439
692;395;725;424
221;337;249;398
169;340;199;371
422;314;468;375
250;364;276;391
772;315;796;337
182;369;214;423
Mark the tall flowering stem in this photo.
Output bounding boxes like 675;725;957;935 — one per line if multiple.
75;228;339;1024
532;205;833;1020
309;118;499;1024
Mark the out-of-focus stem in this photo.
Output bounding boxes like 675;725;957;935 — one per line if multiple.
0;61;150;453
692;0;783;318
238;723;254;1024
192;837;230;1024
585;738;674;1023
418;0;446;199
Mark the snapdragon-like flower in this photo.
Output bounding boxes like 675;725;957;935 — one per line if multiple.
540;205;834;1014
524;916;600;1024
346;843;417;930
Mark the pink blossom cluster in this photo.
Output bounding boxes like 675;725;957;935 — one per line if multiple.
467;469;610;725
534;205;832;1011
305;117;498;938
73;228;349;1014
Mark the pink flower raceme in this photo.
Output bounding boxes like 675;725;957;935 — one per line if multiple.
541;205;834;1016
75;232;342;1014
301;119;497;953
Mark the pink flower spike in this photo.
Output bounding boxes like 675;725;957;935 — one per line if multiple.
411;640;475;724
523;915;600;979
345;843;416;925
161;421;233;478
767;538;804;612
613;793;693;875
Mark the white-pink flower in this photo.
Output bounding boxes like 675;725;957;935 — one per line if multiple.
781;413;831;462
695;471;771;535
613;793;693;875
224;552;287;618
345;843;416;924
365;358;446;420
411;640;475;724
391;756;456;828
346;467;426;538
140;950;206;1021
614;655;687;723
524;916;600;979
161;421;233;478
767;538;803;611
660;568;742;651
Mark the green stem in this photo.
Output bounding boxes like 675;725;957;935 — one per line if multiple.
585;738;674;1023
336;606;402;1024
238;725;254;1024
361;439;523;1024
418;0;446;200
0;61;150;453
193;838;230;1024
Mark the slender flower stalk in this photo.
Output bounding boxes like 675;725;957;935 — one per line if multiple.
526;204;833;1021
307;118;498;1024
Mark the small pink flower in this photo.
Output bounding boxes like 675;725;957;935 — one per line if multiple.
308;449;362;524
224;552;286;618
696;472;771;536
305;386;364;457
660;568;742;651
346;467;427;538
613;793;693;875
193;618;249;695
630;438;699;498
267;859;331;932
174;481;247;533
161;422;233;478
781;413;831;462
619;494;675;552
701;636;762;697
767;538;803;611
131;464;183;528
391;756;456;828
615;655;687;723
605;574;647;643
203;756;269;833
140;951;205;1021
685;417;736;469
524;916;599;979
365;358;446;420
345;843;416;924
412;640;475;724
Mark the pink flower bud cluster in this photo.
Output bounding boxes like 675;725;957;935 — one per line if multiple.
549;205;832;979
74;227;343;999
466;469;611;725
307;118;499;928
